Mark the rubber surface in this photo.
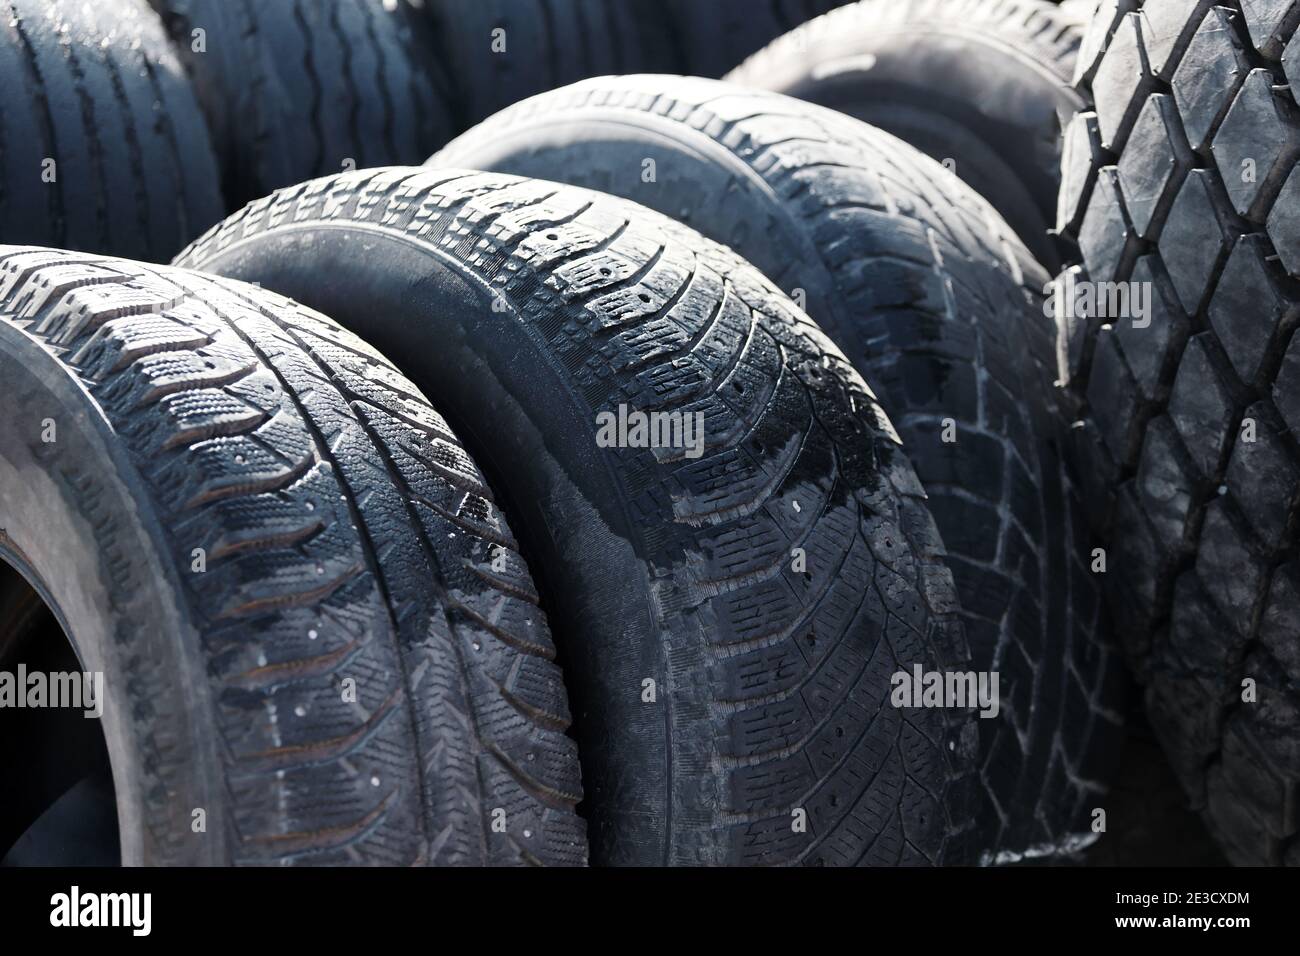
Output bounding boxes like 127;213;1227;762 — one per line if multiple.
1055;0;1300;866
176;167;981;866
431;76;1127;860
425;0;680;126
0;0;224;261
151;0;456;210
0;245;585;866
663;0;852;79
726;0;1087;271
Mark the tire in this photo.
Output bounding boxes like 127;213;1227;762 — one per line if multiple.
1054;0;1300;865
150;0;456;210
724;0;1086;272
430;75;1127;860
424;0;681;127
0;0;224;261
0;245;585;866
663;0;852;79
175;168;981;866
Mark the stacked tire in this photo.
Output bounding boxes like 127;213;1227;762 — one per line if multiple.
1054;0;1300;866
0;0;1288;870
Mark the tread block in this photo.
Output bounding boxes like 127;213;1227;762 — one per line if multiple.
1208;234;1291;385
1078;167;1132;282
1267;164;1300;276
1224;402;1299;548
1166;332;1236;478
1170;5;1251;153
1117;93;1191;238
1058;111;1106;234
1240;0;1300;57
1211;68;1300;218
1157;169;1232;314
1134;414;1196;552
1092;11;1155;151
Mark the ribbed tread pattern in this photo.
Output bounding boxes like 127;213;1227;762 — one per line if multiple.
424;0;680;125
151;0;456;209
0;0;224;261
663;0;853;78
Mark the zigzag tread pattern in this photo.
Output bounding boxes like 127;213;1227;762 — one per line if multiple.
0;244;585;866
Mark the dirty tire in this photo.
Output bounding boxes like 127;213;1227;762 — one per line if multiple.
663;0;852;79
151;0;456;210
0;245;585;866
0;0;224;261
1055;0;1300;865
176;167;981;866
431;75;1127;860
726;0;1086;271
424;0;681;126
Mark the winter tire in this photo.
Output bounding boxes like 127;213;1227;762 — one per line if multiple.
0;245;585;866
725;0;1087;271
175;167;981;867
430;75;1127;860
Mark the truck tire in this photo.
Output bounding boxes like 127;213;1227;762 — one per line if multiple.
424;0;680;126
1054;0;1300;866
175;168;981;867
151;0;456;210
430;75;1127;860
663;0;852;79
0;246;585;866
0;0;224;261
725;0;1087;271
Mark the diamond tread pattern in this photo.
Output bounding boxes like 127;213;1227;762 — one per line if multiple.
1055;0;1300;865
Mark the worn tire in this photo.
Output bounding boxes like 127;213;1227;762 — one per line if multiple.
150;0;456;210
725;0;1086;271
1055;0;1300;865
0;245;585;866
0;0;224;261
431;75;1127;860
176;167;981;866
424;0;680;126
663;0;852;79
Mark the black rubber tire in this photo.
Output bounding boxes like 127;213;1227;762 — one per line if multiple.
175;167;981;867
150;0;456;210
430;75;1128;860
423;0;681;127
0;245;585;866
663;0;852;79
0;0;224;261
1054;0;1300;865
724;0;1087;272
